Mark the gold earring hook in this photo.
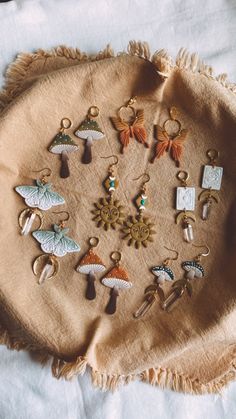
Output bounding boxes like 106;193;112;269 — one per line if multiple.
32;168;52;182
163;246;179;265
101;155;119;173
192;244;210;260
133;173;150;184
52;211;70;227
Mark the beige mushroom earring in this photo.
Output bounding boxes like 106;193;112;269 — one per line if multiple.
75;237;106;300
101;251;133;315
74;106;105;164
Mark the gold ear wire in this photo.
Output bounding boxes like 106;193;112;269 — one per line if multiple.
101;155;119;174
52;211;70;227
33;168;52;177
192;244;210;258
133;173;150;184
163;246;179;265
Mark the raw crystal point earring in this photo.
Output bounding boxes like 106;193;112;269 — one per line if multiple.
92;155;126;231
122;173;156;249
101;251;132;315
74;106;105;164
49;118;78;179
111;97;149;153
15;168;65;236
32;211;81;285
134;247;178;318
199;149;223;220
152;107;188;167
175;170;196;243
162;244;210;311
76;237;106;300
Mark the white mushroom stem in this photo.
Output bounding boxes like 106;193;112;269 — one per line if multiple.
86;270;96;300
106;286;119;315
60;151;70;178
186;269;195;280
156;272;166;285
82;136;93;164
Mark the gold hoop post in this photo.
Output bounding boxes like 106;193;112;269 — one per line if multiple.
89;237;99;248
110;251;122;264
88;106;99;118
60;118;72;131
177;170;189;186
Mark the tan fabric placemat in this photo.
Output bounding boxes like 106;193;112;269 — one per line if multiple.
0;41;236;393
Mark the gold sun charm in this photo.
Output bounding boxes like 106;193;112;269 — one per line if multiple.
92;197;125;231
122;215;156;249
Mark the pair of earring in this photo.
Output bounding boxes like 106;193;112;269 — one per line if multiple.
175;149;223;242
92;155;156;249
76;242;132;315
134;244;210;318
48;107;105;178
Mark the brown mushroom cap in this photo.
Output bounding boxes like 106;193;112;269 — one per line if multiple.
77;249;106;274
101;266;132;289
74;119;104;140
49;133;79;154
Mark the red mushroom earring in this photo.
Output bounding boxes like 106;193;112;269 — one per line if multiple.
111;97;149;153
134;247;178;318
74;106;105;164
162;244;210;311
76;237;106;300
101;251;133;315
49;118;79;179
175;171;196;243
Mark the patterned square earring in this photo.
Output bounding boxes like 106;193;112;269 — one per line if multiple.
175;170;196;243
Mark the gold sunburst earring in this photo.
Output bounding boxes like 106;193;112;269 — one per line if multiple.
122;173;156;249
175;170;196;243
92;155;126;231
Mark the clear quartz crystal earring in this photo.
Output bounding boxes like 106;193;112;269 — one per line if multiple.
175;170;196;243
199;149;223;220
32;211;81;285
15;168;65;236
162;244;210;311
134;247;178;318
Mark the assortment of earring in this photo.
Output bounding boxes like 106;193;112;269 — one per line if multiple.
49;118;78;179
175;170;196;243
76;237;106;300
111;97;149;153
101;251;132;315
134;247;178;318
92;155;126;231
32;211;81;285
15;168;65;236
162;244;210;311
122;173;156;249
74;106;105;164
198;149;223;220
152;107;188;167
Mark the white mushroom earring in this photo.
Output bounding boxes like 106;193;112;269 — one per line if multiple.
134;247;178;319
74;106;105;164
162;244;210;311
15;168;65;236
101;251;133;315
76;237;106;300
49;118;79;179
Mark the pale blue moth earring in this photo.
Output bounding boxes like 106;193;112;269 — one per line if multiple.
15;168;65;236
32;211;81;285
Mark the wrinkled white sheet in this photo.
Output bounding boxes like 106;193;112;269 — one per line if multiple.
1;0;236;418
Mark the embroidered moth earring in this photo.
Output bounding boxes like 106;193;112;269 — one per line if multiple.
162;244;210;311
122;173;156;249
49;118;79;179
152;107;188;167
15;168;65;236
32;211;81;285
111;96;149;153
74;106;105;164
134;247;178;318
175;170;196;243
101;251;133;315
92;155;126;231
76;237;106;300
199;149;223;220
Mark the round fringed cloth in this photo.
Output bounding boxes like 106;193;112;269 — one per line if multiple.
0;42;236;393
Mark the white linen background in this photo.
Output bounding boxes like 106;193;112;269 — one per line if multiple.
0;0;236;418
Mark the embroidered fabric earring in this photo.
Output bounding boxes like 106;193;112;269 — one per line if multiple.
74;106;105;164
49;118;78;179
122;173;156;249
92;155;126;231
101;251;133;315
199;149;223;220
15;168;65;236
162;244;210;311
175;170;196;243
76;237;106;300
32;211;81;285
134;247;178;318
152;107;188;167
111;97;149;153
